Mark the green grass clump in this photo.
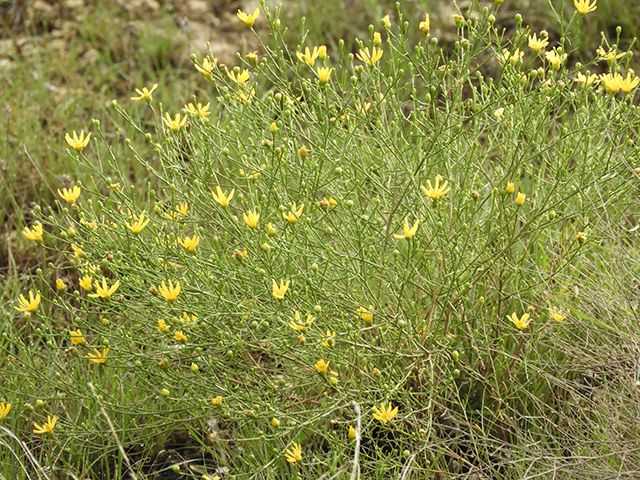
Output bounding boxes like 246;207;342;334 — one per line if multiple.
2;1;640;478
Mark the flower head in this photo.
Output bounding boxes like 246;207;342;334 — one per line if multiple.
195;56;216;80
23;223;43;243
317;67;332;84
163;113;187;133
296;46;321;67
178;234;200;252
596;46;625;63
574;0;597;15
69;329;86;345
272;279;290;299
618;71;639;94
382;15;391;30
79;276;93;291
373;32;382;46
356;47;383;66
87;347;108;363
211;396;223;405
318;197;338;209
58;186;81;205
289;311;314;332
0;403;11;421
348;425;356;439
421;175;451;202
284;443;302;463
545;49;567;71
283;202;304;223
508;312;531;330
372;402;398;423
237;7;259;28
321;330;336;348
419;13;430;35
358;305;374;323
15;291;41;313
65;130;91;152
515;192;526;206
315;359;330;374
211;186;235;208
157;319;170;332
600;73;621;94
159;280;181;302
56;279;66;291
228;69;251;85
130;83;158;103
33;415;57;434
88;278;120;299
574;72;599;87
549;307;568;322
528;33;549;54
186;102;211;119
267;222;277;236
393;218;420;240
173;331;187;342
243;209;260;228
497;48;523;66
126;211;150;234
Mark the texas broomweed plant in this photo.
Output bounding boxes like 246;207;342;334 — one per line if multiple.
8;2;640;478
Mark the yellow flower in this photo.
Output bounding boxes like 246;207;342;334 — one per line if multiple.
515;192;526;206
618;72;639;93
165;202;189;220
318;197;338;209
372;402;398;423
289;311;313;332
318;45;327;60
65;130;91;152
528;33;549;54
545;49;567;71
0;403;11;421
71;244;85;259
576;231;587;243
574;0;597;15
348;425;356;439
178;234;200;252
315;359;330;374
358;305;374;323
549;307;568;322
600;73;621;94
494;107;505;120
382;15;391;30
574;72;599;87
15;291;41;313
211;186;235;207
356;47;383;66
173;331;187;342
284;443;302;463
393;218;420;240
130;83;158;102
317;67;332;84
237;7;259;28
419;13;430;35
321;330;336;348
195;56;216;80
126;211;150;234
186;102;211;119
33;415;57;434
296;46;321;67
88;278;120;299
159;280;181;302
87;347;108;363
243;209;260;228
228;68;251;85
246;51;258;65
211;396;223;405
421;175;451;202
79;276;93;292
23;223;43;242
283;202;304;223
69;329;86;345
596;46;625;63
272;279;290;299
373;31;382;46
56;279;66;291
163;113;187;133
508;312;531;330
157;319;170;332
497;48;523;66
506;182;515;194
267;222;277;236
57;186;81;205
271;417;281;427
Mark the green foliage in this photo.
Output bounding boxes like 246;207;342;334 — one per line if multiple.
2;1;640;478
